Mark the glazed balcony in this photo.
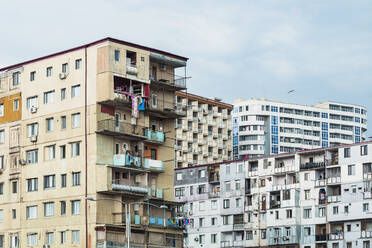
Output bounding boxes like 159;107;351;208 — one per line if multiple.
97;119;147;140
148;188;164;199
145;130;165;143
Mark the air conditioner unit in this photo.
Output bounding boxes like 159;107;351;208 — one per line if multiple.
160;64;166;71
59;73;67;79
30;135;37;142
30;106;38;113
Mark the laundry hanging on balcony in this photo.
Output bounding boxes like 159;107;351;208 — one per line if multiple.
132;96;138;118
138;97;145;111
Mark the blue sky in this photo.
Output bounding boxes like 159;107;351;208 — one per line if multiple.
1;0;372;136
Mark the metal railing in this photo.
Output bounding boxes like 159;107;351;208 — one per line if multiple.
98;119;146;137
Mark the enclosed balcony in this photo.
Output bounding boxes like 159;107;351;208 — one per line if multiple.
113;154;142;168
143;158;164;172
148;188;164;199
145;130;165;143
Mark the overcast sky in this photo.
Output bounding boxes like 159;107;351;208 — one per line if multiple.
1;0;372;136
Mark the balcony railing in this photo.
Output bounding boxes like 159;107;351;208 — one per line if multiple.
112;179;148;194
143;158;164;171
145;130;165;143
328;232;344;240
97;119;146;138
300;161;326;170
361;231;372;238
327;195;341;203
113;154;142;167
315;234;327;241
148;188;164;199
327;176;341;184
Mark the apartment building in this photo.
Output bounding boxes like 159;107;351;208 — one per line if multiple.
0;37;188;248
174;92;233;168
232;98;367;159
175;142;372;248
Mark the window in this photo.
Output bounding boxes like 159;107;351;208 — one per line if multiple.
197;184;206;194
71;142;80;157
304;173;309;181
286;209;292;218
348;165;355;175
12;181;17;193
12;72;20;86
61;116;66;129
236;198;241;207
75;59;82;70
235;180;241;190
0;235;3;247
46;66;52;77
246;230;253;240
152;94;157;107
60;145;66;159
72;230;80;243
44;90;55;104
26;96;38;109
0;156;3;169
0;105;3;117
304;190;310;200
46;118;54;131
261;229;267;239
211;234;217;244
199;218;204;227
0;131;3;144
61;174;67;188
71;84;81;98
344;148;350;158
44;175;56;189
176;173;182;181
303;208;312;219
44;202;54;217
72;113;81;128
364;241;370;248
198;170;205;178
27;234;37;246
222;215;229;225
72;172;81;186
27;178;38;192
45;145;55;160
333;206;339;215
0;183;3;195
26;205;38;219
223;199;230;209
30;71;36;81
318;207;325;217
304;227;311;236
46;232;54;245
114;50;120;61
26;149;38;164
62;63;68;73
211;200;217;210
61;201;66;216
0;210;3;222
283;190;291;200
60;231;66;244
364;203;369;212
211;217;217;225
344;205;349;213
61;88;66;100
237;164;243;173
189;185;193;195
13;99;19;111
175;187;184;197
199;234;205;244
72;200;81;215
361;145;368;156
226;165;230;174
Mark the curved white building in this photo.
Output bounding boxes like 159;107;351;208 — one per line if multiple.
232;99;367;159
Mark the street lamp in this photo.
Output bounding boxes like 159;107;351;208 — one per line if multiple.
86;197;167;248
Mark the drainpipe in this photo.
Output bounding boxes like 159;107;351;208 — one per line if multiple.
84;47;89;248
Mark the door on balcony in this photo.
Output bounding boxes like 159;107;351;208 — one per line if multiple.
115;113;120;132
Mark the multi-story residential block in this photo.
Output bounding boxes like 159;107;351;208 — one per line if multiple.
175;142;372;248
174;92;233;168
232;98;367;159
0;37;188;248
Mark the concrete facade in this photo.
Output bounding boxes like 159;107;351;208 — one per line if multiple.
0;37;188;248
174;92;233;168
175;142;372;248
232;98;367;159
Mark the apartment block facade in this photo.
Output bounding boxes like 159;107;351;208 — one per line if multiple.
174;92;233;168
232;98;367;159
0;37;188;248
175;142;372;248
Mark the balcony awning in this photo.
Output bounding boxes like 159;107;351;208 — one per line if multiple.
150;52;186;68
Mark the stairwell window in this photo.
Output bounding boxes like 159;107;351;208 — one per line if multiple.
71;84;81;98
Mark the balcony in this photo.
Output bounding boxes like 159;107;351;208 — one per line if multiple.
361;231;372;238
315;234;327;242
270;200;281;209
126;62;138;75
148;188;164;199
327;195;341;203
112;179;148;194
145;130;165;143
208;192;220;198
327;176;341;184
97;119;146;139
143;158;164;172
315;179;326;187
328;232;343;240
